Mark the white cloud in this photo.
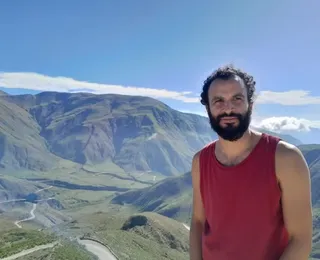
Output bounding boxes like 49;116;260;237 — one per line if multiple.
256;90;320;105
178;110;320;133
0;72;199;103
0;72;320;106
255;116;320;132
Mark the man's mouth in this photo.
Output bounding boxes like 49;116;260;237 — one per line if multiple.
220;117;238;123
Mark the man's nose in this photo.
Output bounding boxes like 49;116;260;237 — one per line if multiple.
222;100;234;114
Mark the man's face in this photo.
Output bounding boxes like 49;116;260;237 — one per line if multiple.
206;77;252;141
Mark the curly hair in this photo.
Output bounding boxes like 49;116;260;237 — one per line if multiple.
200;64;256;106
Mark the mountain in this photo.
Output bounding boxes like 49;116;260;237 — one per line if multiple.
111;144;320;223
0;90;8;96
274;128;320;146
299;144;320;208
0;98;58;171
0;91;302;176
1;92;214;176
111;171;192;222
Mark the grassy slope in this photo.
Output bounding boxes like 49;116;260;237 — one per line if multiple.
70;211;189;260
111;171;192;223
1;159;155;210
0;228;55;258
0;228;97;260
15;243;97;260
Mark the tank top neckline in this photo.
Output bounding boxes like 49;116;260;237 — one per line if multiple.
211;133;267;171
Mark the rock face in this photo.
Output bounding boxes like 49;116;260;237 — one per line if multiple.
0;98;58;171
121;215;149;230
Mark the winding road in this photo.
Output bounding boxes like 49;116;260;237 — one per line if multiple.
0;199;26;204
0;242;58;260
14;203;36;228
0;193;119;259
76;224;191;259
35;186;53;194
183;223;190;230
0;185;54;228
77;239;117;260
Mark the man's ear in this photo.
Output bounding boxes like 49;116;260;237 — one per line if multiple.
249;102;254;111
205;105;210;114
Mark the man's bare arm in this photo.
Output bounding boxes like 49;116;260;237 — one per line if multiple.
276;142;313;260
189;151;205;260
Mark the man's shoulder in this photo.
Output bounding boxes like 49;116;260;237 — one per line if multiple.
274;141;310;197
275;140;302;160
254;131;303;162
275;140;308;179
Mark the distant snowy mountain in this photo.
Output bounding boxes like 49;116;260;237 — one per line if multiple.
286;127;320;144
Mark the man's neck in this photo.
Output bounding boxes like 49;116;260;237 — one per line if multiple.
216;129;255;159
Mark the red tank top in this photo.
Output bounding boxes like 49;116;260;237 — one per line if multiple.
199;133;289;260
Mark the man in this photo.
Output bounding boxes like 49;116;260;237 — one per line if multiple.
189;65;313;260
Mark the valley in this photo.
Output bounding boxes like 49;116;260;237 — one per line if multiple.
0;91;319;259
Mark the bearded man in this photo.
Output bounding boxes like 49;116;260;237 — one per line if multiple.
189;65;312;260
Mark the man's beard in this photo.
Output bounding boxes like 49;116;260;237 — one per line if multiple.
208;109;252;142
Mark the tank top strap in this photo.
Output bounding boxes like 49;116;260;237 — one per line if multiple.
199;141;216;208
199;141;215;164
259;133;282;172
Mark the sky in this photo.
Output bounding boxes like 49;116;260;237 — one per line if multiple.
0;0;319;142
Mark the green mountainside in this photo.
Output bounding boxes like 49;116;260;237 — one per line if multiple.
0;91;302;176
111;171;192;222
299;145;320;207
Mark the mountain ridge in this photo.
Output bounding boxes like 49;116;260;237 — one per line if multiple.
0;91;303;176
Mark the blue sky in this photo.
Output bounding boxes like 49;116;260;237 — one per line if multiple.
0;0;320;141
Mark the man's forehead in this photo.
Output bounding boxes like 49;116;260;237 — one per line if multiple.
209;76;246;95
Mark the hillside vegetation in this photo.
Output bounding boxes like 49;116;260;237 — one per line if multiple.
0;229;55;258
111;171;192;222
69;211;189;260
